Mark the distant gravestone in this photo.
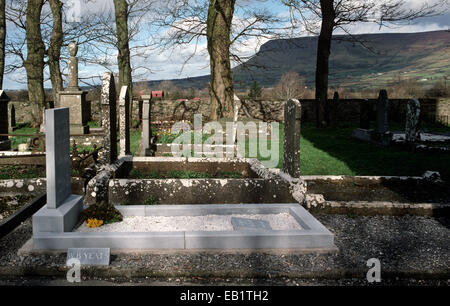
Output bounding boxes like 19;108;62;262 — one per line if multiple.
101;72;117;164
58;41;89;135
359;99;371;129
375;90;389;134
139;95;154;156
231;217;272;231
283;99;302;178
0;91;11;150
119;86;131;156
8;104;16;132
405;98;421;142
67;248;110;266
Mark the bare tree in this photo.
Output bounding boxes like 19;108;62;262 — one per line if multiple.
273;71;305;100
24;0;46;126
0;0;5;89
283;0;443;127
153;0;290;120
48;0;63;105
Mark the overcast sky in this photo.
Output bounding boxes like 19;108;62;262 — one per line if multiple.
3;0;449;90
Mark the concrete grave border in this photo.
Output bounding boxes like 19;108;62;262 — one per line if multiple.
32;204;336;251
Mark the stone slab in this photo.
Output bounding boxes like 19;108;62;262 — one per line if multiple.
67;248;110;266
231;217;272;231
31;204;335;251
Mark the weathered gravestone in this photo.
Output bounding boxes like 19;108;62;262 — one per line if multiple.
138;95;156;156
231;217;272;231
359;99;371;129
100;72;117;164
119;86;131;156
283;99;302;178
405;98;421;143
33;108;83;233
58;41;90;135
376;90;389;133
372;89;392;145
0;91;11;150
8;104;16;132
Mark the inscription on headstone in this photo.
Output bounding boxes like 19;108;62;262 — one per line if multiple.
67;248;110;266
231;217;272;231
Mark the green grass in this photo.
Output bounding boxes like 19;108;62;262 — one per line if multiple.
133;122;450;180
88;121;100;128
9;124;39;151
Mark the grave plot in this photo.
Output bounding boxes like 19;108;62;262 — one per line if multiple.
106;157;296;205
29;95;335;252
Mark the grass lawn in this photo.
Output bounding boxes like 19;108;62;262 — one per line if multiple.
139;122;450;180
248;122;450;180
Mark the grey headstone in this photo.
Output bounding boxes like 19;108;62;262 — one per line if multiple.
231;217;272;231
405;98;420;143
119;86;130;156
375;89;389;134
101;72;117;164
359;99;371;129
45;108;71;209
0;91;10;145
283;99;302;178
8;104;16;132
67;248;110;266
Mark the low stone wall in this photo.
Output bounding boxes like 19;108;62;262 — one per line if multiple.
109;178;295;205
0;177;86;196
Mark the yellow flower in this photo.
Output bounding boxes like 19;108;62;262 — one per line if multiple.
86;218;104;228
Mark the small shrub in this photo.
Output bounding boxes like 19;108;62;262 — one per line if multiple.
143;195;160;205
80;200;123;225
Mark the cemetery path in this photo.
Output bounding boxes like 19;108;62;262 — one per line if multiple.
0;214;449;285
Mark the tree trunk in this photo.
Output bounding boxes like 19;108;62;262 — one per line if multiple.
24;0;45;127
113;0;133;120
315;0;334;127
207;0;235;120
48;0;63;107
0;0;6;89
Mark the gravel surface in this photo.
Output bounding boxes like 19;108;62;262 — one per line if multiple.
1;214;449;284
75;213;301;232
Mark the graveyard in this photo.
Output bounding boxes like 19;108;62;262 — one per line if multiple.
0;47;448;286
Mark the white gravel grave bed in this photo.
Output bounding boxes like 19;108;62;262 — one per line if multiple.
76;213;302;232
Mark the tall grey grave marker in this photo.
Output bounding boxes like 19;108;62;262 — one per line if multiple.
0;91;11;150
283;99;302;178
101;72;117;164
405;98;421;142
119;86;131;156
33;108;83;233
